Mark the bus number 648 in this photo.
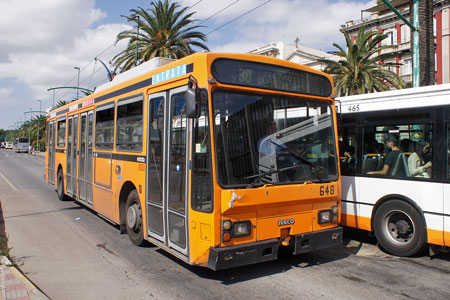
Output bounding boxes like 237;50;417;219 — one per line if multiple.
320;185;335;196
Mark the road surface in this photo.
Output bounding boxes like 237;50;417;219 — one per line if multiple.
0;149;449;300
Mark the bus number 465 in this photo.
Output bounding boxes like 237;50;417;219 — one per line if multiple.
320;185;335;196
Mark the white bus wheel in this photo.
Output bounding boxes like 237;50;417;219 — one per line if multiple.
374;200;427;257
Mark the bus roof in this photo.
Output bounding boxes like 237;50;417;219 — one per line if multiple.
337;83;450;113
47;52;334;117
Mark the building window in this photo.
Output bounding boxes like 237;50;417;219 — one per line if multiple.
403;59;412;75
401;25;410;43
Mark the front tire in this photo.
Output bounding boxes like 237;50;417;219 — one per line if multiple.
373;200;426;256
125;190;145;246
56;169;67;201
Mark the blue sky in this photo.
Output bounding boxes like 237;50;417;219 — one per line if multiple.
0;0;376;130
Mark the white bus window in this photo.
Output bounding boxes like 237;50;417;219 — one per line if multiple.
362;123;432;179
340;126;359;175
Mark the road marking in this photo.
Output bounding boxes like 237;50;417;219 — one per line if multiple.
0;172;18;191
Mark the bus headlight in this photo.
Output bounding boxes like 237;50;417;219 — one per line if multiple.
318;209;332;224
231;220;252;238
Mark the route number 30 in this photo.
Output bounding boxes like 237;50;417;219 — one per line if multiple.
320;185;335;196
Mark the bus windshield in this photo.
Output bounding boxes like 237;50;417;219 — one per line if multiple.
213;90;338;187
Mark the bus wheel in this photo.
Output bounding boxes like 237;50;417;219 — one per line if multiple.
126;190;145;246
56;169;67;201
373;200;426;257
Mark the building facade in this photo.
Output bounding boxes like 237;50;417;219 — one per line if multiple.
341;0;450;86
248;41;339;71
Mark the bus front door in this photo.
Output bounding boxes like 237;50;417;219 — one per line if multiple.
147;87;189;255
66;116;73;195
66;115;78;198
48;121;56;185
79;111;94;205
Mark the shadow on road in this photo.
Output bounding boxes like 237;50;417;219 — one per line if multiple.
155;242;353;285
3;206;84;220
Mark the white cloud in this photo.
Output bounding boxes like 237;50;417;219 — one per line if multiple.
0;0;129;108
178;0;376;52
0;87;14;104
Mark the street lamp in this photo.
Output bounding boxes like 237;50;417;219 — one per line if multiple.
74;67;80;99
37;99;41;152
131;14;140;66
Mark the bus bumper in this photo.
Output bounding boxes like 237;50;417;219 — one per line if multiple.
207;227;343;270
293;226;343;255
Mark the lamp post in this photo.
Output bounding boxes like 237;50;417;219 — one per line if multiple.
28;107;32;149
74;67;80;99
131;14;140;66
37;99;41;152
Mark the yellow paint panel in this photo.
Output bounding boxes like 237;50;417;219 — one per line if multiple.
94;157;112;187
427;228;444;246
93;185;115;222
444;231;450;247
340;213;371;231
200;223;211;241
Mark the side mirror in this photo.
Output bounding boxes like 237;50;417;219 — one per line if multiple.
185;76;200;118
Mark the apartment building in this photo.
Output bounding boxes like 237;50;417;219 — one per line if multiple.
248;41;339;71
341;0;450;86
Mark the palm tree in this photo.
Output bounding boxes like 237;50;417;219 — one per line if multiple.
410;0;434;86
318;27;406;96
113;0;209;71
56;100;69;108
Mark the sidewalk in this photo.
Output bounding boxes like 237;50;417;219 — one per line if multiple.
0;256;49;300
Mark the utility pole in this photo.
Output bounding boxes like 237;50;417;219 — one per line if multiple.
134;14;140;66
74;67;80;99
37;99;41;152
380;0;420;87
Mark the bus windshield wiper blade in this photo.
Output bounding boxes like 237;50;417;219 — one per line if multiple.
244;164;305;189
269;141;323;182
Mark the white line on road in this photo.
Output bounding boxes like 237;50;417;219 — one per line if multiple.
0;172;18;191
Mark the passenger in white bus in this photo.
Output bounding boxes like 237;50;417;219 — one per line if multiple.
408;140;432;178
340;144;357;172
367;134;406;176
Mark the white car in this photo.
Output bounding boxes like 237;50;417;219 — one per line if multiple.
5;142;13;149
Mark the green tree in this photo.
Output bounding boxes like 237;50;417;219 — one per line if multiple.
113;0;209;71
318;27;406;96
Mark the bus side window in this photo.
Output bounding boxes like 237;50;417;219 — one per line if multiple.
340;126;358;175
447;123;450;179
57;118;66;147
116;95;144;152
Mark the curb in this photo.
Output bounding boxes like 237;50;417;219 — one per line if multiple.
0;256;50;300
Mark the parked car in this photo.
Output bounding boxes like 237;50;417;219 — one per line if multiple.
5;142;13;149
0;142;5;148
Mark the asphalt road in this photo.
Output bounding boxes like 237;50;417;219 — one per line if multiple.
0;149;450;300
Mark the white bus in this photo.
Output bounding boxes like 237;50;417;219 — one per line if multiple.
337;84;450;256
14;137;29;153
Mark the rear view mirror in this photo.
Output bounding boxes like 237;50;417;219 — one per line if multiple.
186;75;200;118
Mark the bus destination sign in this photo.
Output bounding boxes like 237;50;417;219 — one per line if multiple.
211;58;332;97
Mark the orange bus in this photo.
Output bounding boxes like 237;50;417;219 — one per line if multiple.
45;53;342;270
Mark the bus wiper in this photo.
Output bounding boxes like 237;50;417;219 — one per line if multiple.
270;141;323;182
244;164;305;189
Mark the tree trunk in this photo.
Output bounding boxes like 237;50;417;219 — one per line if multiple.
410;0;435;86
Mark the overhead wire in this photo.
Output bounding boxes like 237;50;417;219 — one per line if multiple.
46;0;271;106
197;0;239;26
